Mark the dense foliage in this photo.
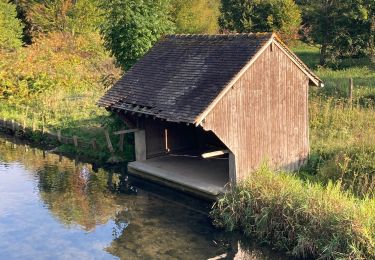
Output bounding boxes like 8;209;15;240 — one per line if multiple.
211;166;375;259
298;0;375;65
100;0;175;70
0;0;24;50
14;0;102;36
219;0;302;41
172;0;220;34
0;32;119;103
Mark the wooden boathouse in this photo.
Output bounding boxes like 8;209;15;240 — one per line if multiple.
98;33;322;199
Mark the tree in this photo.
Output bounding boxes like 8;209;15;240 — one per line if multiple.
14;0;102;36
172;0;220;34
0;0;24;50
298;0;374;65
219;0;302;42
100;0;175;70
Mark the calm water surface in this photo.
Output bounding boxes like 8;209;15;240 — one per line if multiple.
0;135;287;260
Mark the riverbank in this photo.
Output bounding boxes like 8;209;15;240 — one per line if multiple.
0;104;133;164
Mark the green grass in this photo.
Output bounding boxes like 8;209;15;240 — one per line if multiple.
291;42;375;198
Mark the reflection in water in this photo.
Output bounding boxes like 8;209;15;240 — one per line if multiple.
0;135;288;259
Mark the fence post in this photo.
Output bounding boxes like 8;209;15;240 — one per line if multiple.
41;114;45;134
73;135;78;148
349;78;354;108
32;117;36;132
104;129;114;153
23;106;28;131
57;130;61;143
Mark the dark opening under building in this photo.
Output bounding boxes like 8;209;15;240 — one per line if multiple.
98;33;322;199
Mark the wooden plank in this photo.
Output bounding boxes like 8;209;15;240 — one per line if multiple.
202;150;229;158
113;128;140;135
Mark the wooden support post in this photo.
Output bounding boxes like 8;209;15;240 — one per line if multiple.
229;151;237;187
11;119;15;131
57;130;62;143
119;133;125;152
349;78;354;108
134;130;146;161
104;129;114;153
73;135;78;148
91;139;97;151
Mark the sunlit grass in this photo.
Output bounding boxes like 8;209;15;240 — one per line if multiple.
211;166;375;259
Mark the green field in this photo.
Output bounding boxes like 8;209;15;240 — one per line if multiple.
292;42;375;198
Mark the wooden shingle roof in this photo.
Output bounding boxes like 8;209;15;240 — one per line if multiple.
98;33;321;124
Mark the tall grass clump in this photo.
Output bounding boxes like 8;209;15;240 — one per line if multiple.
211;166;375;259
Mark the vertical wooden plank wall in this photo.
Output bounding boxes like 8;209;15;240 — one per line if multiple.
202;43;310;182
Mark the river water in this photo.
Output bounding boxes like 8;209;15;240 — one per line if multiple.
0;135;288;260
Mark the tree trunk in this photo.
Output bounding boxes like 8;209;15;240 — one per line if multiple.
320;43;328;66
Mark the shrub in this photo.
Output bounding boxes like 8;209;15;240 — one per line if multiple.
0;0;24;50
211;166;375;259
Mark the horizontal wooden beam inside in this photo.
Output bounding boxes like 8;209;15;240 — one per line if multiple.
113;128;140;135
202;150;229;159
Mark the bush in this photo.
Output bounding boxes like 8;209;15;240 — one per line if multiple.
211;166;375;259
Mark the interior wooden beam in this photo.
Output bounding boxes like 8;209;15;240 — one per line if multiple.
201;150;229;159
113;128;140;135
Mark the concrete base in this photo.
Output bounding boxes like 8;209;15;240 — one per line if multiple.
128;155;229;200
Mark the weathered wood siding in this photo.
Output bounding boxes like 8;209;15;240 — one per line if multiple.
202;43;309;182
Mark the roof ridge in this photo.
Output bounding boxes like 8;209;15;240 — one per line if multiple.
165;32;274;40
